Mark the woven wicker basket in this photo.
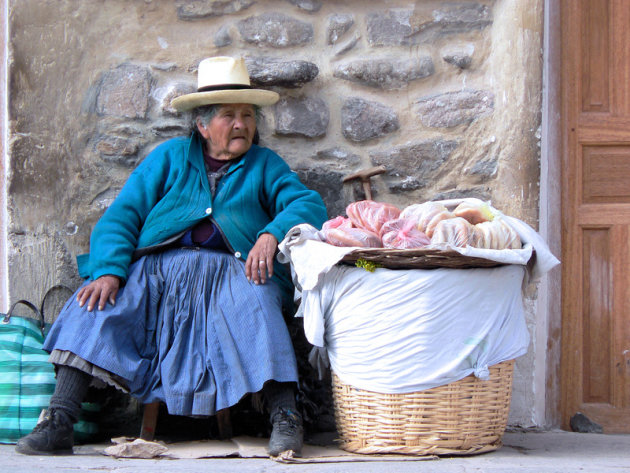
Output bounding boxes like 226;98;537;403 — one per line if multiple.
332;360;515;456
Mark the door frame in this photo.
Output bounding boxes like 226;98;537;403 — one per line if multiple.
539;0;563;428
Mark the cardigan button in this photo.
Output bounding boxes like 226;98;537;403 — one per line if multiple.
205;207;212;215
234;251;242;258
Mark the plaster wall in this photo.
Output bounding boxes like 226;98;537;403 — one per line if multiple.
4;0;547;428
0;0;7;313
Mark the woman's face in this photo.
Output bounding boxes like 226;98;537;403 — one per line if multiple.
197;103;257;160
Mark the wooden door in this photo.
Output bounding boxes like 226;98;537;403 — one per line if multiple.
561;0;630;432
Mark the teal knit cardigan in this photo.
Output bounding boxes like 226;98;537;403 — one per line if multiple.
77;133;328;298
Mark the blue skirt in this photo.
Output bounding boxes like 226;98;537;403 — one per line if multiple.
43;248;298;416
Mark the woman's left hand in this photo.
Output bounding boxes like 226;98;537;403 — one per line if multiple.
246;233;278;285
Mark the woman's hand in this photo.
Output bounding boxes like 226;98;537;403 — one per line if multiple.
245;233;278;285
77;275;121;312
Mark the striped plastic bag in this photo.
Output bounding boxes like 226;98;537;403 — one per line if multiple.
0;300;56;443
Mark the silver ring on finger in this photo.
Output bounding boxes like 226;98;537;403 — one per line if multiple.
259;260;266;265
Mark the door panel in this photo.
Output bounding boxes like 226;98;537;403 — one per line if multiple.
561;0;630;432
582;145;630;203
581;227;611;404
580;0;609;113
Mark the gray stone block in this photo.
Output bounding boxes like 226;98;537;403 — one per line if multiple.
151;120;190;138
295;168;345;218
443;52;472;69
333;56;434;90
150;62;177;72
420;3;492;39
109;123;145;137
287;0;322;12
366;9;413;46
333;32;360;57
423;3;492;34
412;3;493;43
467;155;498;179
341;97;399;142
327;13;354;44
415;89;494;128
246;57;319;88
275;96;329;138
95;134;141;165
387;176;424;192
237;13;313;48
96;64;153;119
370;140;458;191
176;0;255;20
313;147;361;170
91;187;122;211
367;4;492;46
442;45;474;69
214;24;233;47
158;83;196;116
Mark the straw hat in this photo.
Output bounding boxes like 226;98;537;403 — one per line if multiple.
171;56;280;112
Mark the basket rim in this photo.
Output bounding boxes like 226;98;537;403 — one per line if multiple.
340;247;520;269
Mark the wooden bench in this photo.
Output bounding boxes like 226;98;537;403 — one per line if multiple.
139;402;233;441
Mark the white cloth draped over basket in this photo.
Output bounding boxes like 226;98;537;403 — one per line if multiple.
278;205;559;394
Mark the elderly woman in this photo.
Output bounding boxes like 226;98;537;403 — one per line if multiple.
16;57;327;457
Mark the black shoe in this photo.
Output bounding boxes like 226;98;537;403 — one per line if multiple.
15;409;74;455
268;408;304;457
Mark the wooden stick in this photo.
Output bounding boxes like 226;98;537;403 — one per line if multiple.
343;166;386;201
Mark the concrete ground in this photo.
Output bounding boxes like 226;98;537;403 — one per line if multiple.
1;430;629;473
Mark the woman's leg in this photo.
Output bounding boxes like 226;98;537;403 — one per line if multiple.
264;380;303;456
15;366;92;455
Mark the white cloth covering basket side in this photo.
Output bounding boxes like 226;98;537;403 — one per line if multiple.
300;263;529;394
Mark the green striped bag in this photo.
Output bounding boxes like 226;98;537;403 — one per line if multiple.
0;300;56;444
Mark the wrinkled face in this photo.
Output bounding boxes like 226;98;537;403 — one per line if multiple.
197;103;257;160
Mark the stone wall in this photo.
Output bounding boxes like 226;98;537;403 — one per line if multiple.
6;0;544;428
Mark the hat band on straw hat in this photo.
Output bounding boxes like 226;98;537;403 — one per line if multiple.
197;84;252;93
171;88;279;111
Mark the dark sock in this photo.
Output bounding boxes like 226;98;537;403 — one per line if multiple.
49;365;92;424
263;381;297;418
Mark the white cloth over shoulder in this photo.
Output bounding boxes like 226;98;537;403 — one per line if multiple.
277;207;559;394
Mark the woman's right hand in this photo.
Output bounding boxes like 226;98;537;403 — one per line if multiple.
77;275;120;312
